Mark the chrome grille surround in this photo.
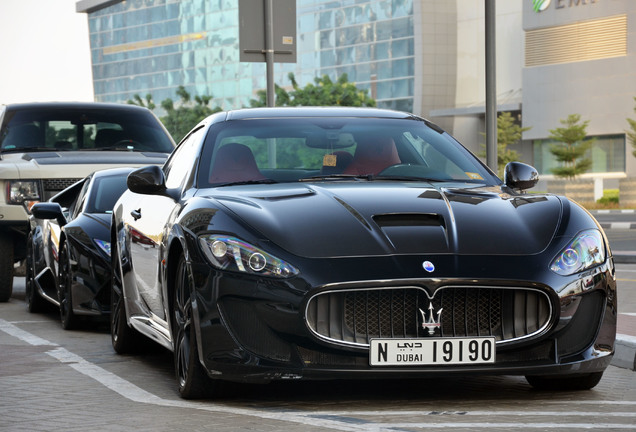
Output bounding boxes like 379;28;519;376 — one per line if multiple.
305;286;553;349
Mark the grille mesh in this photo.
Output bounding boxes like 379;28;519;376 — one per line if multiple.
307;287;551;347
42;178;82;200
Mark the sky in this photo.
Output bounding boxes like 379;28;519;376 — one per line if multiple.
0;0;94;104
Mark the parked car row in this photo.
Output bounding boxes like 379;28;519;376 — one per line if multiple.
6;104;618;398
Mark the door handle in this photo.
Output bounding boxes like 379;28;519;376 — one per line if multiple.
131;208;141;221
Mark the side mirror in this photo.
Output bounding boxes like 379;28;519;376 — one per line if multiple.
127;165;167;195
127;165;179;201
504;162;539;191
31;202;67;227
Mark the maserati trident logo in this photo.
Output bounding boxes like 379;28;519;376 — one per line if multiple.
419;302;443;335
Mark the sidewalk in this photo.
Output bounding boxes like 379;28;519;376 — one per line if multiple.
590;210;636;368
615;314;636;370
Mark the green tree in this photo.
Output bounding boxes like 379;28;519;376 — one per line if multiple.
127;93;156;110
250;73;376;107
627;96;636;158
128;86;221;142
160;86;222;142
479;111;530;177
548;114;593;179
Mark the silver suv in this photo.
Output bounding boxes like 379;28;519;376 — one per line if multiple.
0;102;175;301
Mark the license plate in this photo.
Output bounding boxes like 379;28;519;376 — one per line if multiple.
369;337;496;366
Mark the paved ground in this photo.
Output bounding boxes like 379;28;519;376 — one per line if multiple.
592;210;636;371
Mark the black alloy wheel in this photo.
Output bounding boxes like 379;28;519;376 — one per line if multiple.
110;240;141;354
172;254;218;399
58;242;78;330
25;234;47;312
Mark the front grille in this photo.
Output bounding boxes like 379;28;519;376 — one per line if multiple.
42;178;82;200
306;287;552;348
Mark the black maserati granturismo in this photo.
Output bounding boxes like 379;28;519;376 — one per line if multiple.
110;107;616;398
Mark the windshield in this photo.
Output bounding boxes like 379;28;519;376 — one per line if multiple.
86;174;130;214
198;117;499;187
0;107;174;153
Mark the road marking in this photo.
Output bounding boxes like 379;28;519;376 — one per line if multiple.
0;320;58;346
1;318;635;431
369;423;636;429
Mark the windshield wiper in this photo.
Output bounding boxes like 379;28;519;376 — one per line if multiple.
299;174;370;182
85;146;138;151
301;174;444;182
372;175;445;182
1;146;52;153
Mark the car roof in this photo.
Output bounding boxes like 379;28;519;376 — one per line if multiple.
223;106;420;121
1;102;152;114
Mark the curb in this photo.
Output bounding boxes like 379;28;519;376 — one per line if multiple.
592;210;636;214
613;252;636;264
612;334;636;371
599;223;636;230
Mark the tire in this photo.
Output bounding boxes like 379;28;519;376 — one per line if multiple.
0;234;14;302
110;241;142;354
25;233;47;312
172;254;220;399
525;371;604;391
58;242;79;330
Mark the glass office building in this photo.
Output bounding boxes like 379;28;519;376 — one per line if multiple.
77;0;636;181
76;0;453;118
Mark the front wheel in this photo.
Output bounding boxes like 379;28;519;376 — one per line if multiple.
58;242;79;330
525;371;604;391
0;234;14;302
25;233;47;312
172;254;221;399
110;240;142;353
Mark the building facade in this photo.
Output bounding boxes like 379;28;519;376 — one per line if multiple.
76;0;456;131
522;0;636;187
76;0;636;182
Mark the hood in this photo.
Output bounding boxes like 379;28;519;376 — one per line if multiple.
203;183;562;258
0;151;168;179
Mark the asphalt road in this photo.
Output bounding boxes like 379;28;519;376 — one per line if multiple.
593;210;636;254
2;260;636;431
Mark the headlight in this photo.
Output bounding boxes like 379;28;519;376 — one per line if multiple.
199;235;298;278
550;229;605;276
7;180;41;207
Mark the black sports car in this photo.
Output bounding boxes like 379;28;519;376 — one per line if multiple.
27;167;135;329
111;107;616;398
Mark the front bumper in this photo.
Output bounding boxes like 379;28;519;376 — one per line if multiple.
191;256;617;384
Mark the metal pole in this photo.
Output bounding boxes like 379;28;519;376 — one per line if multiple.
485;0;497;173
265;0;275;107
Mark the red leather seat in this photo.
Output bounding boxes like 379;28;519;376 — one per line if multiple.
209;143;267;183
343;137;400;175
